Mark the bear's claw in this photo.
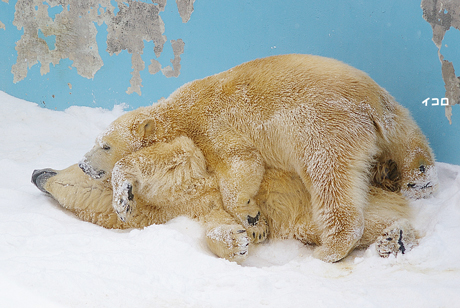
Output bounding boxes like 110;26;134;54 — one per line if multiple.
31;169;57;194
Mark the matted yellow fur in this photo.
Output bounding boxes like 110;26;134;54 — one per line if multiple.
36;137;417;263
78;54;433;262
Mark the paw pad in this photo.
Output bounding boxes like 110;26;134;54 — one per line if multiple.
247;211;260;226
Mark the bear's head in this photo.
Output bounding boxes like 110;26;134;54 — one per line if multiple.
79;106;174;180
399;128;438;199
113;136;211;210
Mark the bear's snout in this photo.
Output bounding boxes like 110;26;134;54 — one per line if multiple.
31;168;57;194
78;158;106;179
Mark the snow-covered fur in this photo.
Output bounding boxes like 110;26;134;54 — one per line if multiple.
370;96;438;199
78;54;433;262
34;136;417;263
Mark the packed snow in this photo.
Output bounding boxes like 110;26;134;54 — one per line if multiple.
0;90;459;308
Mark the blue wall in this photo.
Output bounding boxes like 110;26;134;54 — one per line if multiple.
1;1;459;164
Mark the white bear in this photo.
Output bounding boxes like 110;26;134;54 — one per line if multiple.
78;54;434;262
34;136;418;263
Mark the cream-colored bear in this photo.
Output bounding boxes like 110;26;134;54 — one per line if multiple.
78;54;434;262
33;136;417;263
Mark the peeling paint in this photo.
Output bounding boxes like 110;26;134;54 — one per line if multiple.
161;39;184;78
107;0;167;95
176;0;195;23
149;59;162;75
422;0;460;124
1;0;9;29
12;0;109;82
440;59;460;123
127;52;145;95
11;0;195;94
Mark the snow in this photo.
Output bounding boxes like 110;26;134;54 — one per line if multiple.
1;90;459;308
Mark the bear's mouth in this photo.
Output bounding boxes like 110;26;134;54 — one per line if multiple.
406;182;432;190
402;181;436;199
78;159;106;179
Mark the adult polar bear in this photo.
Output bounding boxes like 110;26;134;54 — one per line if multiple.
79;54;436;262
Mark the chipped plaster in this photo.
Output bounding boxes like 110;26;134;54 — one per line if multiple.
422;0;460;124
176;0;195;23
11;0;195;95
0;1;7;29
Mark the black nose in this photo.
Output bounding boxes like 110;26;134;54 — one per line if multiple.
31;169;57;194
407;183;416;188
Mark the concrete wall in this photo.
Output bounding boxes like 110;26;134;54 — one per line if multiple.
1;0;459;164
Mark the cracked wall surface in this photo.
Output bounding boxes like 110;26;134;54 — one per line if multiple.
1;0;7;30
11;0;195;95
422;0;460;124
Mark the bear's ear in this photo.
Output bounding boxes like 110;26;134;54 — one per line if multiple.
137;119;163;143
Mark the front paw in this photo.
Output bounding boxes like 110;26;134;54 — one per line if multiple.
205;224;251;263
245;212;269;244
113;181;135;222
376;220;417;258
234;199;269;244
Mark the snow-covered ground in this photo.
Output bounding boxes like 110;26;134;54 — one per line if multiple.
1;90;459;308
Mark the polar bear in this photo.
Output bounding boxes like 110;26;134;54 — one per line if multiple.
78;54;434;262
33;136;417;263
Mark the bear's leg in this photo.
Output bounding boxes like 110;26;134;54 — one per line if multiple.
312;196;365;263
111;160;137;223
356;186;413;249
203;208;251;263
214;148;269;244
304;156;370;262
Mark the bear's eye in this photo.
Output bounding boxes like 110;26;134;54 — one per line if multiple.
419;165;425;173
102;144;111;151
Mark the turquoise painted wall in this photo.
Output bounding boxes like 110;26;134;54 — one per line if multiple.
1;1;459;164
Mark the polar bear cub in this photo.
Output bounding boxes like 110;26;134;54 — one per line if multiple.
78;54;434;262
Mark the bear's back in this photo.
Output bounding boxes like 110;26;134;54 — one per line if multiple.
175;54;392;122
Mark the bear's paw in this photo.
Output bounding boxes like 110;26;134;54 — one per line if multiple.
113;180;135;222
205;224;251;263
376;220;417;258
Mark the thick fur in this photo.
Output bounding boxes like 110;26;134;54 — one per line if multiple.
371;101;438;199
34;137;417;263
78;54;433;262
